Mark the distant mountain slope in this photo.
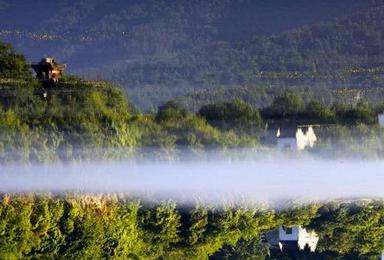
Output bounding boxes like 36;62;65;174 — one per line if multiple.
92;3;384;109
0;0;383;110
0;0;373;66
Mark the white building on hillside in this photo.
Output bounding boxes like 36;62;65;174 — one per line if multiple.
276;126;317;151
265;226;319;252
378;113;384;127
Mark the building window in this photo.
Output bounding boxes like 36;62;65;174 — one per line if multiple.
285;227;293;234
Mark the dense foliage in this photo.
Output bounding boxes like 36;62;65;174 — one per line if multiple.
198;100;263;134
0;75;259;162
0;41;31;80
0;75;383;162
177;85;384;113
0;195;383;259
261;91;378;125
0;78;144;162
0;81;259;162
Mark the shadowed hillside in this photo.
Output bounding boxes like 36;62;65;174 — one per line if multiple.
1;0;383;110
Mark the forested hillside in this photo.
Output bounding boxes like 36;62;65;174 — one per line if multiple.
0;41;260;163
178;85;384;112
3;40;384;162
136;3;384;109
1;0;384;110
76;1;384;110
0;0;373;62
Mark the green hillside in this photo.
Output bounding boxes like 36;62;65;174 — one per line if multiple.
2;40;384;162
0;42;259;162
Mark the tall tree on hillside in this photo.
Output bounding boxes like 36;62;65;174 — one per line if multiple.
0;41;31;80
267;91;305;117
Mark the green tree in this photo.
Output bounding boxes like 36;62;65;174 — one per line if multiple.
305;99;336;122
198;100;263;133
0;41;31;79
267;91;305;117
155;101;188;123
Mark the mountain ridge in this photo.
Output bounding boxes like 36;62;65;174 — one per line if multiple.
1;0;384;110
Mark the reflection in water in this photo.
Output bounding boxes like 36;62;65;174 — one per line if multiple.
0;194;383;259
265;226;319;252
1;157;384;258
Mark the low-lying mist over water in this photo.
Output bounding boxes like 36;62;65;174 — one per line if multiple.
2;156;384;205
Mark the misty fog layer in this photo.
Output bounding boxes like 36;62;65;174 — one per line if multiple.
1;158;384;204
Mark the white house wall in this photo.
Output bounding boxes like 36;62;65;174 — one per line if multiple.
279;226;299;241
276;126;317;151
379;113;384;127
278;226;319;252
296;126;317;150
297;227;319;252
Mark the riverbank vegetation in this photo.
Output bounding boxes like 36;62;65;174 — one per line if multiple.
2;41;384;162
0;195;383;259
